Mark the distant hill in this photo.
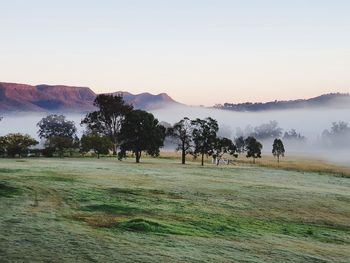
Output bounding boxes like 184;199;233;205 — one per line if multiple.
0;82;179;112
112;91;179;110
214;93;350;112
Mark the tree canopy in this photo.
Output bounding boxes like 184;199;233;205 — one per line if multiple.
244;136;262;163
191;117;218;166
81;94;133;155
37;114;78;157
0;133;38;157
234;136;245;154
118;110;166;163
80;133;112;158
211;137;237;165
272;138;285;163
37;114;77;139
167;117;193;164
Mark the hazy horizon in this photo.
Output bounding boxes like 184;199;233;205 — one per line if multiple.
1;0;350;105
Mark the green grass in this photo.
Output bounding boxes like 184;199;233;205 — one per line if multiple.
0;157;350;262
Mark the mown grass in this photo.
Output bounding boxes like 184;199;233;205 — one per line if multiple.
0;157;350;262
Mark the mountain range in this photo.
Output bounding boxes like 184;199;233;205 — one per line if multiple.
0;81;349;113
0;82;179;112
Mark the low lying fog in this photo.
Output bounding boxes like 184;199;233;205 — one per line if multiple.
0;105;349;164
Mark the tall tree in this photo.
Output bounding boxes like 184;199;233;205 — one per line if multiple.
80;133;112;158
272;138;285;164
167;117;193;164
118;110;166;163
191;117;218;166
244;136;262;163
81;94;133;155
211;137;238;165
37;114;77;157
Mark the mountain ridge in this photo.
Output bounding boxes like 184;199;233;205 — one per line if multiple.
0;82;179;112
0;81;349;113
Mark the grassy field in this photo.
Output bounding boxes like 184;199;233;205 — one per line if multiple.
0;157;350;262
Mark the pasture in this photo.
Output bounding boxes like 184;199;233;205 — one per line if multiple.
0;157;349;262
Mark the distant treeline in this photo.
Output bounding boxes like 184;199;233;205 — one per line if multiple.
214;93;350;112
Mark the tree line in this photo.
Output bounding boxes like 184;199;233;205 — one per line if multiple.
0;94;287;164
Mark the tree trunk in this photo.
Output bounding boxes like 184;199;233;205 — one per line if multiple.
135;151;141;163
113;143;117;156
181;150;186;164
201;153;204;166
97;153;100;159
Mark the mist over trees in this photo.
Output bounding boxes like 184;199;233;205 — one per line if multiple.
283;129;306;141
322;121;350;148
251;120;282;140
2;98;349;165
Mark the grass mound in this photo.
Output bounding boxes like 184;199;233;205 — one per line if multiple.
82;204;147;215
119;218;169;233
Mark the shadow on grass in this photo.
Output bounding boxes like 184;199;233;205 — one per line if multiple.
0;182;21;197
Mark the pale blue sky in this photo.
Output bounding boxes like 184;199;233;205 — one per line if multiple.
1;0;350;105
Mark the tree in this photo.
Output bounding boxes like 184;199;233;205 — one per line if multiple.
1;133;38;157
45;136;79;158
167;117;193;164
191;117;218;166
211;137;238;165
37;114;77;138
37;114;78;157
272;138;285;164
244;136;262;163
0;136;6;157
234;136;245;154
81;94;133;155
118;110;166;163
80;133;112;158
252;120;282;140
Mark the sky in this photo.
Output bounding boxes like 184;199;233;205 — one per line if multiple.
1;0;350;105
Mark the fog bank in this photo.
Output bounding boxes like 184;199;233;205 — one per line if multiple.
0;106;349;164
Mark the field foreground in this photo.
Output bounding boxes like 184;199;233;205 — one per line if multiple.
0;158;350;262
